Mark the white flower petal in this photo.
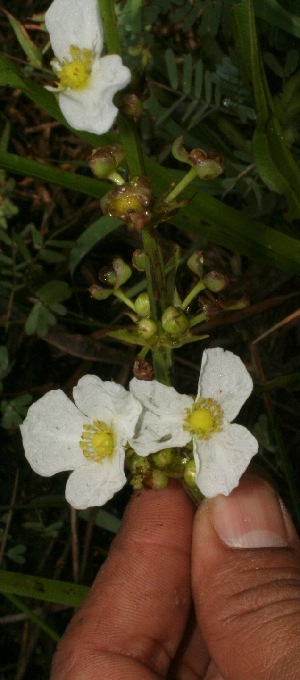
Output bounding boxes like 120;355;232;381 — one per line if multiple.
129;378;192;455
73;375;141;441
57;56;130;134
45;0;103;60
65;446;126;509
20;390;86;476
198;348;253;422
193;423;258;498
73;375;123;419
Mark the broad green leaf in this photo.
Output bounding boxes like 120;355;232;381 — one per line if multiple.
37;281;72;304
4;10;43;68
0;570;88;606
69;216;122;273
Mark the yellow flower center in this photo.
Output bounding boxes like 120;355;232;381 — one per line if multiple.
57;45;93;90
80;420;114;462
184;398;223;440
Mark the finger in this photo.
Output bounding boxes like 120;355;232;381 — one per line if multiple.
51;482;195;680
192;475;300;680
167;611;210;679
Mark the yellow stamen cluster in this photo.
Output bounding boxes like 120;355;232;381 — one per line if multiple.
80;420;114;462
183;397;223;440
56;45;93;90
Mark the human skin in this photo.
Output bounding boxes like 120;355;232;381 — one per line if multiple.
50;475;300;679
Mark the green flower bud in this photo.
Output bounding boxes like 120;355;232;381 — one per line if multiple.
132;249;147;271
152;449;174;468
161;306;189;336
189;149;225;180
88;144;124;178
183;459;197;487
98;257;132;289
134;292;151;317
127;452;151;475
203;270;228;292
137;318;157;339
112;257;132;286
172;137;224;180
149;470;169;490
98;267;118;287
187;251;204;278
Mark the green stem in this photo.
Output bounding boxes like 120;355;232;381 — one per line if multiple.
113;288;136;311
98;0;122;53
107;171;125;185
164;167;197;204
99;0;172;385
181;280;206;310
189;312;207;328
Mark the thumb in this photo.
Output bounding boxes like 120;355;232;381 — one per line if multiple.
192;475;300;680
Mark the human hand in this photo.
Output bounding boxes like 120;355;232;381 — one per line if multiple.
50;476;300;679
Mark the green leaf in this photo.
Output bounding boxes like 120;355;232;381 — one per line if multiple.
253;0;300;38
146;157;300;275
0;52;61;122
50;302;67;315
233;0;300;219
25;301;56;336
4;10;43;68
39;248;66;263
79;508;121;534
6;545;26;565
165;48;179;90
183;53;193;95
29;224;43;249
0;570;88;606
69;216;122;273
1;394;32;429
37;281;72;304
0;150;108;199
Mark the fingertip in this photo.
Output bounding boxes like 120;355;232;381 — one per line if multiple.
192;475;300;680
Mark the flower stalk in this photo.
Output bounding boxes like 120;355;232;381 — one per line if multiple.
98;0;173;385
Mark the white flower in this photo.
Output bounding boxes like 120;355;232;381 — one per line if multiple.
20;376;142;509
130;348;258;498
45;0;131;134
